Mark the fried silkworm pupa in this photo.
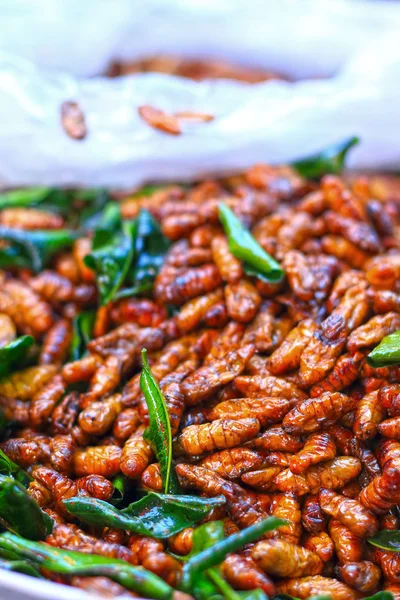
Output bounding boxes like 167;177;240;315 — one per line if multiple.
50;435;76;475
179;418;260;455
269;493;302;545
0;365;57;400
251;425;304;453
79;394;122;436
302;494;327;533
1;437;50;468
289;433;336;474
207;396;296;427
74;445;122;478
167;528;194;556
221;555;275;596
303;531;334;563
275;575;357;600
329;519;364;563
39;319;73;366
120;426;154;479
224;279;262;323
112;408;141;442
282;392;357;435
347;311;400;353
241;467;283;492
141;463;163;492
335;561;382;594
268;318;317;375
319;488;378;538
76;475;114;501
251;539;323;578
29;374;65;428
199;447;263;480
235;374;307;400
353;390;386;440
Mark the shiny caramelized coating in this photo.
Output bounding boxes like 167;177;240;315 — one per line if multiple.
74;445;122;478
110;297;167;327
207;396;295;427
176;288;223;332
303;531;334;563
283;392;357;435
154;263;222;305
235;375;306;400
335;561;381;593
310;351;364;397
0;364;57;400
354;390;386;440
199;447;263;480
329;519;364;563
112;408;141;442
276;575;357;600
268;318;317;375
211;235;243;283
85;355;121;404
273;457;362;495
61;354;99;384
142;463;163;491
224;279;261;323
302;494;327;533
76;475;114;501
39;319;73;365
374;550;400;584
179;418;260;455
270;493;302;545
252;539;323;577
176;464;268;529
379;416;400;439
0;207;64;230
379;384;400;416
0;279;53;337
319;488;378;538
347;312;400;353
120;426;153;479
289;433;336;474
79;394;122;435
50;435;76;475
167;528;193;556
181;343;255;405
241;467;283;491
30;270;96;305
29;374;65;428
221;554;275;595
1;437;50;467
252;425;304;452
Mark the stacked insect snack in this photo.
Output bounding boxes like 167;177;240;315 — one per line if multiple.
0;139;400;600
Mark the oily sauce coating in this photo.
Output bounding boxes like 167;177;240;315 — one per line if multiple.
1;166;400;596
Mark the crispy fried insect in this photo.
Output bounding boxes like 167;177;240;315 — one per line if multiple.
0;207;64;230
1;437;50;467
179;418;259;455
181;344;255;405
320;488;378;538
252;425;304;452
310;352;364;397
110;298;167;328
224;280;262;324
71;576;136;598
335;561;381;593
199;447;263;480
252;539;323;577
0;279;53;338
269;493;302;545
241;467;283;491
365;254;400;289
73;237;95;283
302;498;327;541
142;463;162;492
204;321;245;362
176;288;223;333
39;319;72;366
283;392;357;435
50;435;75;475
161;379;185;436
211;235;243;283
0;313;16;346
79;394;122;436
30;270;96;305
51;392;81;435
120;426;154;479
221;555;275;595
276;212;316;257
359;469;400;514
274;457;362;495
347;312;400;353
164;239;213;268
275;575;357;600
33;466;78;506
207;396;296;428
30;374;65;428
84;355;121;405
289;433;337;474
176;464;268;528
268;319;317;375
112;408;141;442
374;550;400;584
76;475;114;501
141;550;182;587
0;365;57;401
61;355;99;385
379;384;400;416
283;250;337;303
28;480;53;507
329;519;364;563
304;532;334;563
372;289;400;314
324;210;381;252
74;445;122;478
0;397;29;426
321;235;368;269
154;264;222;305
378;415;400;439
167;528;194;556
235;375;306;400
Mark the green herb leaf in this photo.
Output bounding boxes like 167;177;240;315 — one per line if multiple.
292;136;360;179
69;310;96;361
181;516;287;593
0;188;53;209
84;220;137;305
0;476;53;540
0;449;32;487
0;227;79;272
140;348;179;494
368;529;400;551
0;335;34;380
218;203;284;283
363;593;395;600
0;532;173;599
367;330;400;368
129;209;170;294
0;558;42;578
110;474;128;506
63;492;225;538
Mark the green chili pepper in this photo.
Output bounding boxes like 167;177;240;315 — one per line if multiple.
140;348;180;494
0;476;53;539
63;492;224;538
0;532;173;599
0;558;42;578
292;136;360;179
218;203;284;283
0;187;53;209
367;330;400;367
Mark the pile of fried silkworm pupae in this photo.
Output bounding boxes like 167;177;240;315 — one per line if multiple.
1;165;400;600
